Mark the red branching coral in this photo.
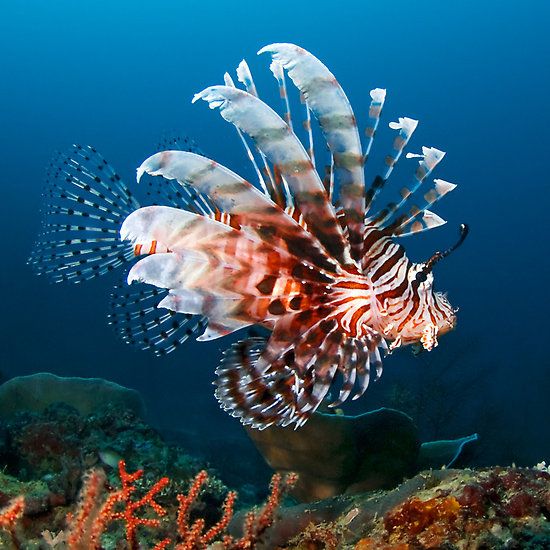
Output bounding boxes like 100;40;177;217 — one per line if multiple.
0;460;297;549
226;471;298;549
174;469;236;549
65;468;108;549
173;469;297;549
63;461;170;549
106;460;170;548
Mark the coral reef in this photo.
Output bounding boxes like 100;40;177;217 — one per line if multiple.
0;375;546;549
278;467;550;549
0;460;296;549
0;399;231;545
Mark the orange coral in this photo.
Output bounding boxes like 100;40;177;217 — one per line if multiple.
65;468;108;549
105;460;170;549
384;496;461;547
228;471;298;549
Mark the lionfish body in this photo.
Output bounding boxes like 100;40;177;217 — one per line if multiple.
30;44;466;429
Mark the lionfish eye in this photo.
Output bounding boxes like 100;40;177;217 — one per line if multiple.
415;271;428;283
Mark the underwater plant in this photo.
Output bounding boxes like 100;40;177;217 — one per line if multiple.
30;43;467;430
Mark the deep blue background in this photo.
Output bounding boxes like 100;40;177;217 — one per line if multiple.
1;1;548;466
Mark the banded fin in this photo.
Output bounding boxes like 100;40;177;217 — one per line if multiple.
364;88;386;158
394;210;447;237
123;207;332;339
108;280;207;355
126;253;254;340
224;71;272;199
373;146;447;228
124;206;334;288
143;170;215;216
121;206;251;268
158;290;252;341
215;319;388;429
29;141;210;285
28;145;139;283
299;92;316;167
364;117;418;216
148;134;216;214
259;43;366;261
193;85;352;266
268;59;293;129
137;151;339;274
234;61;280;203
387;178;457;236
216;333;341;429
215;338;306;429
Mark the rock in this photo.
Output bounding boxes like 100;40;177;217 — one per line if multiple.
246;407;479;502
0;373;146;419
246;408;420;502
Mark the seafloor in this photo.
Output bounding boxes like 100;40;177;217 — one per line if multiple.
0;374;548;549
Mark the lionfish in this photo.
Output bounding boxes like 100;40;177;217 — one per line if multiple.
29;44;468;429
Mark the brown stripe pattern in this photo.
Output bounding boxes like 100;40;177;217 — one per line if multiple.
117;43;462;428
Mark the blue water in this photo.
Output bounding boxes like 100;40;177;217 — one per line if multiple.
1;0;548;466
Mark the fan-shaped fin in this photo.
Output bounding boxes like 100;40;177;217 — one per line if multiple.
158;290;252;340
193;85;352;267
29;142;212;284
124;204;335;294
137;151;339;274
127;254;253;340
28;145;139;283
214;314;387;429
215;338;305;429
108;280;207;355
121;205;247;265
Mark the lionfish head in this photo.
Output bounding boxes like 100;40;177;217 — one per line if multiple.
414;262;457;346
394;225;466;351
